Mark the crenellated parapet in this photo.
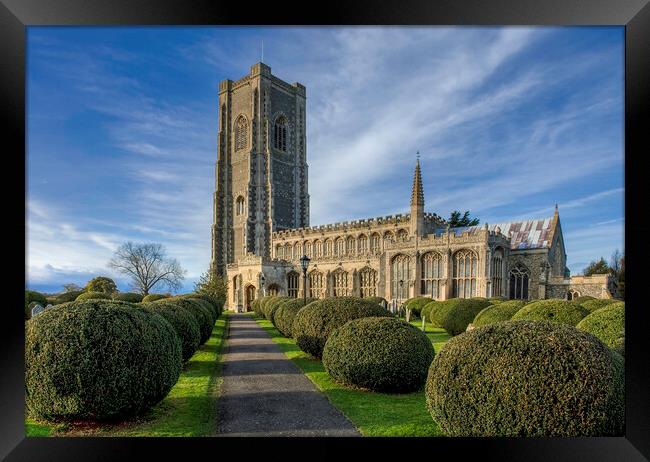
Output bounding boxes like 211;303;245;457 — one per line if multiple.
272;213;413;239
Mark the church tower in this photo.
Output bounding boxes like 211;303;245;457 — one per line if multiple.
211;63;310;277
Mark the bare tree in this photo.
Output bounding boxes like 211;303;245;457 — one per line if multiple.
108;242;186;295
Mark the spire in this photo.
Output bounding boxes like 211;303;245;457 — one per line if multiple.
554;203;559;217
410;154;424;207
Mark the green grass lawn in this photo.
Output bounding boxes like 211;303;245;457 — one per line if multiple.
254;314;451;437
25;313;229;437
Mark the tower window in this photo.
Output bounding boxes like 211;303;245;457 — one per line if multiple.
235;115;248;151
274;116;288;151
235;196;245;216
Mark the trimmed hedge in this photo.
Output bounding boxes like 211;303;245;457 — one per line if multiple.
440;298;493;336
472;300;528;328
577;304;625;356
273;298;316;337
323;317;435;393
142;301;201;362
426;320;625;436
25;300;182;421
575;295;596;303
25;290;48;320
405;297;433;317
141;293;170;303
76;291;111;301
512;299;589;326
112;292;144;303
580;298;620;313
156;298;214;344
292;297;392;359
266;296;292;322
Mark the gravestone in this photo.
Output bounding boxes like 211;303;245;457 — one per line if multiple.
31;304;45;318
421;316;426;332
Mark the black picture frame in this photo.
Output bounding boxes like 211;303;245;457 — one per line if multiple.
4;0;649;459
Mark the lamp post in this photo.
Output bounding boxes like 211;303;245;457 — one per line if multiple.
260;274;266;297
300;255;311;306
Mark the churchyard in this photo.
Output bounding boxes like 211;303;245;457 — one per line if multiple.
24;288;625;437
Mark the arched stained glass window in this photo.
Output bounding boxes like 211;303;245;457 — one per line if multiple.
370;233;381;254
421;252;444;299
391;254;411;300
287;271;299;298
332;269;349;296
453;249;478;298
346;236;355;256
309;270;324;298
358;234;368;254
359;267;378;298
491;248;504;297
509;264;530;300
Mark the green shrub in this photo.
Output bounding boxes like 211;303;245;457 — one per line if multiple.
323;317;435;393
156;298;214;344
440;298;493;335
421;300;441;324
141;293;170;303
577;304;625;355
260;296;279;319
488;296;507;304
251;297;263;316
53;290;84;305
512;299;588;326
575;295;596;303
267;296;291;322
580;298;619;313
25;290;48;320
112;292;144;303
273;298;316;337
25;300;182;421
178;292;223;318
75;291;111;301
405;297;433;317
292;297;392;359
142;302;201;362
426;320;624;436
365;296;387;306
473;300;527;328
84;276;118;294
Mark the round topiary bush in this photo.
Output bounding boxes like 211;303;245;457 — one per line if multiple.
292;297;392;359
53;290;84;305
156;298;214;344
365;296;387;306
487;296;507;304
577;304;625;356
512;299;589;326
266;296;291;322
580;298;620;313
575;295;596;303
323;317;435;393
473;300;528;328
142;293;170;303
251;297;263;316
273;298;316;337
76;291;111;301
405;297;433;317
421;300;441;325
185;296;218;324
260;296;279;319
142;302;201;362
178;293;222;319
25;290;48;320
25;300;182;421
440;298;493;336
112;292;144;303
425;320;624;436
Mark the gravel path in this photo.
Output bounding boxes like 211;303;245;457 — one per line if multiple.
215;313;360;437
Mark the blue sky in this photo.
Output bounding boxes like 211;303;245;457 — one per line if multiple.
26;26;624;294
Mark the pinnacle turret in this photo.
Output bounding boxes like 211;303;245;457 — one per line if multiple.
410;158;425;207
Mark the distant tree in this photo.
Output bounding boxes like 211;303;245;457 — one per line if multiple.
609;249;625;299
448;210;480;228
62;283;83;293
583;257;610;276
84;276;118;294
108;242;186;295
194;269;228;307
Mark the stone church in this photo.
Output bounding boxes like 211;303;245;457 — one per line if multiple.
211;63;616;311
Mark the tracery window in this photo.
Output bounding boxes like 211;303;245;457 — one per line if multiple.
396;229;409;242
274;116;288;151
567;289;580;301
421;252;444;299
332;270;349;296
391;254;411;300
309;271;324;298
275;244;283;259
287;271;299;298
294;242;303;259
358;235;368;254
314;240;323;258
235;196;245;216
267;284;279;297
359;267;378;298
235;115;248;151
284;243;293;260
305;241;312;258
383;231;394;249
453;249;478;298
509;264;530;300
335;238;345;257
370;233;381;254
324;239;333;257
491;248;504;298
346;236;355;256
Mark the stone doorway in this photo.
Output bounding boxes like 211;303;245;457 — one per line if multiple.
245;285;256;312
